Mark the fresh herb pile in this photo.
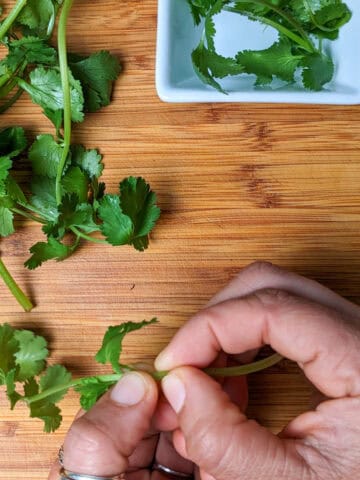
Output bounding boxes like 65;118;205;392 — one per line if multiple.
0;0;160;311
186;0;352;93
0;320;282;432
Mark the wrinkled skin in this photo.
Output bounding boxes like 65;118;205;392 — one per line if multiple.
49;262;360;480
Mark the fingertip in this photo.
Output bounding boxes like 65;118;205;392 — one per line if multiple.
161;372;186;414
110;371;157;407
155;348;174;371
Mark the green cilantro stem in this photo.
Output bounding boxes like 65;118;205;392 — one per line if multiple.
0;0;28;42
55;0;73;205
0;87;23;113
0;258;33;311
25;353;283;404
70;226;107;245
224;1;315;53
11;207;46;224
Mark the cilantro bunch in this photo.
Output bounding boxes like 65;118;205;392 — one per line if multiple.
0;1;160;310
186;0;352;93
0;320;282;432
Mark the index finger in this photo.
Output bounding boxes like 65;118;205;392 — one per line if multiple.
155;289;360;399
206;262;360;318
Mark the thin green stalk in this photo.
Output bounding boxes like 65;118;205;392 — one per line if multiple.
0;0;28;42
55;0;73;205
25;354;283;404
70;226;107;245
11;207;46;224
0;87;23;113
0;258;33;311
225;0;315;52
26;374;122;404
204;353;283;377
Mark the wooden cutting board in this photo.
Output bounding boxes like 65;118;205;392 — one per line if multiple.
1;1;360;478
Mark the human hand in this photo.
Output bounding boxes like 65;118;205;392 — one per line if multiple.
156;262;360;480
48;371;194;479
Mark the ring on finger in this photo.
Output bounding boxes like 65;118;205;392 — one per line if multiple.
60;468;125;480
152;462;193;479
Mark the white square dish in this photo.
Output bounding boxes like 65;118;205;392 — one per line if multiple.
156;0;360;104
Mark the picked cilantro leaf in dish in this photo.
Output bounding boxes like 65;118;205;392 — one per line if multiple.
186;0;352;92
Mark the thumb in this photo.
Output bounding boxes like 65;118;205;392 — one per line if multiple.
162;367;310;480
62;371;158;477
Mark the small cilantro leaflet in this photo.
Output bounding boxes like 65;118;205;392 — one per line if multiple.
69;50;121;113
75;377;116;411
29;400;62;433
301;52;334;91
0;324;18;385
14;329;48;381
16;0;59;37
236;38;303;86
29;134;64;179
98;177;160;250
95;318;158;373
39;365;72;404
18;67;84;123
0;127;27;158
5;36;57;71
25;237;72;270
98;194;134;246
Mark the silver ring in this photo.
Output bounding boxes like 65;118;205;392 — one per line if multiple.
152;462;193;478
58;445;64;467
60;468;125;480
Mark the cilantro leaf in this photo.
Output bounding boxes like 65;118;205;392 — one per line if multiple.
29;134;65;178
0;127;27;158
289;0;352;38
98;194;134;246
39;365;72;404
0;203;15;237
95;319;158;373
6;175;27;204
301;52;334;90
236;38;303;85
44;194;97;238
16;0;59;37
69;51;121;113
192;42;244;93
75;377;116;411
13;329;48;381
61;166;89;203
5;36;57;71
71;145;103;179
25;236;72;270
29;400;62;433
119;177;161;251
5;369;22;409
0;324;18;385
30;175;58;221
186;0;220;24
0;157;12;184
18;67;84;123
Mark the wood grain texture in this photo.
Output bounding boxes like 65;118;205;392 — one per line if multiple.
1;1;360;477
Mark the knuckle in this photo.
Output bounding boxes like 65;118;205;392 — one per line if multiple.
243;260;282;278
253;287;294;306
66;416;111;454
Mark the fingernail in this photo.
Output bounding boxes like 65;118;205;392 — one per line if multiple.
162;374;186;413
155;348;173;371
111;372;147;406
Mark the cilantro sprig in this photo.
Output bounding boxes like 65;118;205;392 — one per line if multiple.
186;0;352;92
0;320;282;432
0;1;160;309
